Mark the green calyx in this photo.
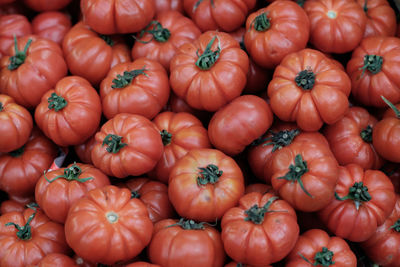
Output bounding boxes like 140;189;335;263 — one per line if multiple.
0;102;3;112
48;92;67;111
99;34;114;46
102;134;127;153
258;129;300;151
5;205;37;240
135;21;171;43
160;129;172;146
252;13;271;32
197;164;223;186
363;0;368;12
111;67;148;89
8;36;32;70
335;181;371;210
360;125;373;143
9;146;25;157
131;190;141;199
381;96;400;119
359;55;383;77
295;69;316;90
193;0;214;12
297;0;305;7
45;163;93;183
167;218;208;230
277;154;313;198
299;247;335;266
244;196;279;224
195;35;221;70
390;219;400;232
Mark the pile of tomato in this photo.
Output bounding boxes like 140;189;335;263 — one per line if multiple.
0;0;400;266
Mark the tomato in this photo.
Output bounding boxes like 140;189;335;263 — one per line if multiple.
132;10;201;72
184;0;256;32
34;253;78;267
361;195;400;266
0;94;32;153
100;58;170;120
80;0;155;35
23;0;72;11
32;11;72;45
65;185;153;265
118;177;175;223
0;127;57;197
154;0;183;14
91;113;164;178
0;195;34;214
244;1;310;69
126;262;160;267
148;218;226;267
347;36;400;107
169;148;244;222
0;14;31;57
318;164;396;242
285;229;357;267
74;132;96;164
221;192;299;266
0;35;68;109
372;98;400;162
0;207;68;267
170;31;249;111
208;95;273;156
268;48;351;131
148;111;211;184
35;76;102;147
304;0;367;53
381;163;400;194
63;22;131;86
324;106;384;170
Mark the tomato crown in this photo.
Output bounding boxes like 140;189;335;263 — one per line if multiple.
197;164;223;186
298;247;335;266
48;93;68;111
359;55;383;77
391;219;400;232
99;34;114;46
258;129;300;151
244;196;281;224
135;21;171;43
102;134;128;154
44;163;93;183
111;68;148;89
8;36;32;70
295;68;315;90
5;205;38;241
195;35;221;70
335;181;372;210
251;13;271;32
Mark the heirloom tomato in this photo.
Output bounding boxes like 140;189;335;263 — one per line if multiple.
154;0;183;14
74;133;96;164
0;195;34;214
23;0;72;11
32;11;71;45
35;253;78;267
0;14;31;57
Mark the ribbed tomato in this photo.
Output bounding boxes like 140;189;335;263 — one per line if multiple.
31;11;71;45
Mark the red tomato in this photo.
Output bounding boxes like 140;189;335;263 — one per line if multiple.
0;195;34;214
304;0;367;53
318;164;396;242
0;94;32;153
149;111;211;184
74;132;96;164
244;1;310;69
65;186;153;265
148;218;226;267
91;113;164;178
0;207;68;267
35;76;102;147
32;11;72;45
324;106;384;170
154;0;183;14
0;14;31;57
208;95;273;156
268;48;351;131
35;253;78;267
170;31;249;111
347;36;400;107
0;35;68;109
23;0;72;11
184;0;256;32
0;128;57;197
62;22;131;86
221;192;299;266
80;0;155;35
126;262;161;267
131;10;201;72
285;229;357;267
362;195;400;266
100;58;170;120
169;148;245;222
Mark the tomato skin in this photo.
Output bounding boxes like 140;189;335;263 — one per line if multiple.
318;164;396;242
131;10;201;72
80;0;155;35
91;113;164;178
32;11;71;45
100;58;170;120
285;229;357;267
35;76;102;147
0;128;57;197
268;48;351;131
148;218;226;267
304;0;367;53
154;0;183;14
35;253;78;267
0;14;31;57
65;185;153;265
119;177;175;223
0;35;68;109
126;262;161;267
170;31;249;112
74;133;96;164
0;208;69;267
149;111;211;184
244;1;310;69
208;95;273;156
245;183;275;195
221;192;299;266
347;36;400;107
168;148;245;222
0;195;34;214
184;0;256;32
23;0;72;11
62;22;131;86
324;106;384;170
361;195;400;267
